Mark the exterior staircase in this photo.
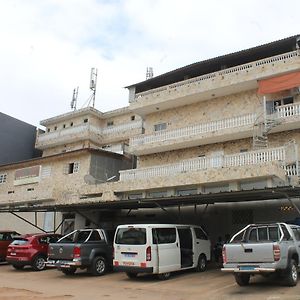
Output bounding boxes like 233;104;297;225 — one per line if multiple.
253;114;282;149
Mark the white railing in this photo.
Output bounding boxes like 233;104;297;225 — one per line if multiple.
276;103;300;118
37;121;143;145
131;113;256;146
120;146;287;181
285;164;298;176
133;50;300;100
102;120;142;135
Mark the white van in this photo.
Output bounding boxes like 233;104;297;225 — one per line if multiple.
113;224;211;279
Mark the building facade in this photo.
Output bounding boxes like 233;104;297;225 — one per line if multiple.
1;35;300;240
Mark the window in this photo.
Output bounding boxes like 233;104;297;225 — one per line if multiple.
240;149;248;153
84;118;88;123
152;228;176;244
27;188;34;192
70;122;73;127
0;174;7;184
154;123;167;131
47;128;50;132
63;124;66;128
65;162;80;174
147;191;167;198
292;228;300;241
54;126;57;131
128;193;143;200
88;231;102;242
107;121;114;127
115;228;146;245
194;227;208;240
131;115;135;121
177;189;197;196
247;226;281;242
257;227;268;241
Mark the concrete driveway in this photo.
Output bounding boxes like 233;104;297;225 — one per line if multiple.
0;263;299;299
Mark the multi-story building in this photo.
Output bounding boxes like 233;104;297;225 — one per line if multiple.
1;35;300;240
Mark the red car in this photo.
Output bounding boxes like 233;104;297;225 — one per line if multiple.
0;231;20;261
6;233;61;271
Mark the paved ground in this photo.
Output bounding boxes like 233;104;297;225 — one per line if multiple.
1;263;300;300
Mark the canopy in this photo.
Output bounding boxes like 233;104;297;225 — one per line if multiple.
258;71;300;95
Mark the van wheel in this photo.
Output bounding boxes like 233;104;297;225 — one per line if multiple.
126;272;138;279
62;268;76;276
157;272;171;280
234;273;250;286
285;259;298;287
196;254;207;272
89;256;107;276
32;255;46;271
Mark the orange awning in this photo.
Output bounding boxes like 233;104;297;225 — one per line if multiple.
258;71;300;95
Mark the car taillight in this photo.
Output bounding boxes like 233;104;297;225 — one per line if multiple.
273;244;280;261
222;246;227;264
146;246;151;261
73;246;81;259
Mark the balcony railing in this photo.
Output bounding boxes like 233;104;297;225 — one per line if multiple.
120;146;289;181
130;113;256;147
276;103;300;118
132;50;300;102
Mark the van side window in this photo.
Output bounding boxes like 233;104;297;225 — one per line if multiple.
194;227;208;240
152;228;176;244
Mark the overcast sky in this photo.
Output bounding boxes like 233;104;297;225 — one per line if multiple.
0;0;299;128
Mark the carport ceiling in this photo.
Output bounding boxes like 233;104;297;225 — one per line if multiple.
1;186;300;213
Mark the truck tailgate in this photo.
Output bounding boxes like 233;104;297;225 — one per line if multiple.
48;243;76;260
226;243;275;263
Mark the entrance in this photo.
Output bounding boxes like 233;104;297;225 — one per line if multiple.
178;228;193;268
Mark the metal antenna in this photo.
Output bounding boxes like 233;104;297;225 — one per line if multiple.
89;68;98;108
70;87;79;111
146;67;153;80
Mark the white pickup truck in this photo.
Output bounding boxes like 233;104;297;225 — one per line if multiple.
221;223;300;286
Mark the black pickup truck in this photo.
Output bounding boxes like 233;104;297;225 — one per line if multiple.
47;229;113;276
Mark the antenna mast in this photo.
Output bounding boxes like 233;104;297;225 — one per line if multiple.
70;87;79;111
89;68;98;108
146;67;153;80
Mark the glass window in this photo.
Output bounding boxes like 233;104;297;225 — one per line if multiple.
88;231;102;242
115;228;146;245
0;174;7;184
152;228;176;244
194;227;208;240
76;231;91;243
107;121;114;127
292;228;300;241
269;227;280;241
257;227;268;241
248;228;257;241
11;239;29;245
154;123;167;131
281;225;291;241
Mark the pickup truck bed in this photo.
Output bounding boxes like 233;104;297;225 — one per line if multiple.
222;223;300;287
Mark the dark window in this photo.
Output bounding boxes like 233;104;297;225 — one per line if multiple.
115;228;146;245
76;231;91;243
240;149;248;153
70;122;73;127
63;124;66;128
269;227;280;241
131;115;135;121
47;128;50;132
194;227;208;240
283;96;293;105
154;123;167;131
257;227;268;241
54;126;57;131
88;231;102;242
84;118;88;123
177;189;197;196
152;228;176;244
281;225;291;241
107;121;114;127
147;191;167;198
248;228;257;241
128;193;142;200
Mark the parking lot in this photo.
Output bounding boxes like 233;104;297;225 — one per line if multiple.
1;263;300;300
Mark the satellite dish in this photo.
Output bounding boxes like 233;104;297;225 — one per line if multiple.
84;174;97;185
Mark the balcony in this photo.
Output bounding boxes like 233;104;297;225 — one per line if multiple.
130;51;300;115
118;146;295;191
36;120;143;150
129;113;256;155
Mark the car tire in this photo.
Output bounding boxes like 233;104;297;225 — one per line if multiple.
32;255;46;271
157;272;171;280
12;264;24;270
196;254;207;272
61;268;77;276
89;256;107;276
234;273;250;286
285;259;298;287
126;272;138;279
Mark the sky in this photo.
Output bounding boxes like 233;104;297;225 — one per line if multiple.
0;0;299;128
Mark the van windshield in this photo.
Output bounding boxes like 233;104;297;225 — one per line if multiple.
115;228;146;245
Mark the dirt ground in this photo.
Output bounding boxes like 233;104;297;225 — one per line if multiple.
1;263;300;300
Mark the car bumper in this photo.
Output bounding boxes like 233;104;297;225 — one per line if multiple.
47;259;82;268
221;267;276;273
6;257;31;266
114;265;153;273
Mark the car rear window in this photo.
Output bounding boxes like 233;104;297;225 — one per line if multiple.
115;228;146;245
11;239;29;245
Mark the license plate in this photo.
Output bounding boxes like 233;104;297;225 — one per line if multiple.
123;261;135;266
239;266;255;271
124;253;136;258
